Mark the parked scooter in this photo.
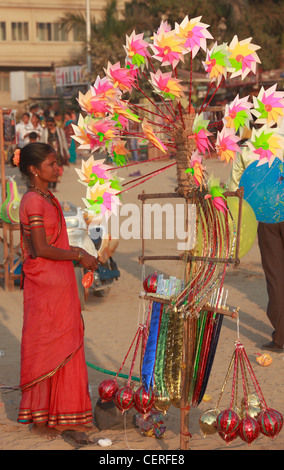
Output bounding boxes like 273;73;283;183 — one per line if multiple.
60;201;120;310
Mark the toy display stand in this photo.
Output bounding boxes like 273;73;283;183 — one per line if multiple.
0;108;21;291
138;189;242;450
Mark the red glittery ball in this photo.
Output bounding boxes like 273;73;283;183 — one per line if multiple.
114;386;134;413
98;379;118;403
134;386;155;414
143;272;158;293
257;408;283;438
238;415;260;445
216;409;240;437
218;429;239;444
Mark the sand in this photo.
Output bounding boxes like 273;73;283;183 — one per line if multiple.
0;155;283;451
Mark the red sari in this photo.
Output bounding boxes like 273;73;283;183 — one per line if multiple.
18;191;93;428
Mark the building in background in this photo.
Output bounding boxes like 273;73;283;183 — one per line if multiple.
0;0;126;112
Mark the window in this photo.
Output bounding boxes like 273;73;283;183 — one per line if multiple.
11;22;29;41
0;73;10;92
0;22;6;41
36;23;68;41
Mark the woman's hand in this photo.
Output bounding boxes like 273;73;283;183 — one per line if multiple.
79;250;98;271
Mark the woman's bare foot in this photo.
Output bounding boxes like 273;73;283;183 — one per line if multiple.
30;423;61;439
55;423;99;434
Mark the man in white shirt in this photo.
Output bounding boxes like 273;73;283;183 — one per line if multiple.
25;114;43;141
16;112;30;148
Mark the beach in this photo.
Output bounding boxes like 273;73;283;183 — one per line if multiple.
0;155;283;451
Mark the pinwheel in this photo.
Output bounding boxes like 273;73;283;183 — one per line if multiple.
86;116;119;152
223;94;253;133
150;29;185;68
185;151;206;188
142;119;168;153
192;113;214;155
175;15;213;58
104;61;134;93
109;140;131;166
204;175;228;214
83;181;121;219
77;89;95;114
92;75;122;103
150;70;185;100
111;101;140;129
124;31;150;68
251;84;284;126
228;36;261;79
203;42;230;85
71;114;98;151
215;128;241;163
247;125;284;166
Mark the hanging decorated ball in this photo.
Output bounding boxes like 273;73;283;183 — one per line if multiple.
199;408;220;437
238;415;260;445
153;394;171;415
245;392;263;409
217;429;239;444
257;408;283;438
240;404;262;420
227;197;257;258
134;386;155;414
98;379;119;403
216;409;240;437
143;272;158;293
114;386;134;413
239;158;284;224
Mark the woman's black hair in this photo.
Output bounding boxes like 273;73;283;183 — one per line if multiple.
19;142;55;177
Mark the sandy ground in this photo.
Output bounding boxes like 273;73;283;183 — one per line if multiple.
0;154;283;452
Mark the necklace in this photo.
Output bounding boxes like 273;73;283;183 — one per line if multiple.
28;184;52;199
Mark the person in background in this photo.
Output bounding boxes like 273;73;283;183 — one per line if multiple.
227;148;284;353
28;132;39;143
16;113;30;149
25;114;43;141
64;110;77;164
41;117;69;190
16;142;98;442
54;110;64;128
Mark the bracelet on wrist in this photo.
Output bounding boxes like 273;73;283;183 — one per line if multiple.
77;250;83;262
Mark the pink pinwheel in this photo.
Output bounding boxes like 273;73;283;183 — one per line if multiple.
185;151;206;188
204;175;228;215
252;84;284;126
71;114;100;151
150;30;185;68
75;156;112;185
203;42;230;85
228;36;261;79
175;15;213;58
216;128;241;163
124;31;150;68
247;125;284;167
104;62;134;93
92;75;121;102
89;97;111;117
192;114;214;156
150;70;185;100
156;20;172;35
83;182;121;220
224;94;253;132
86;117;118;152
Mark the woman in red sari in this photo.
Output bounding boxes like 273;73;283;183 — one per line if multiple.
16;143;98;440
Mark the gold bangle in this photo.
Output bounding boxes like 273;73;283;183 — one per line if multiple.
77;250;83;262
